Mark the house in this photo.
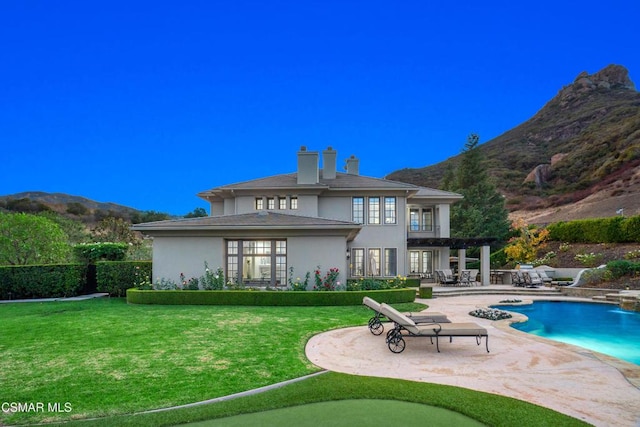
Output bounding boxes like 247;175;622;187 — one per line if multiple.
132;147;493;287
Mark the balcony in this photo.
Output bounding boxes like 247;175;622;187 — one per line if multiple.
407;224;439;239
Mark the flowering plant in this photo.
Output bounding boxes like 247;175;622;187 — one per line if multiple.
313;267;340;291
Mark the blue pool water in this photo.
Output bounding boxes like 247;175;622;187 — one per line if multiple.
497;301;640;365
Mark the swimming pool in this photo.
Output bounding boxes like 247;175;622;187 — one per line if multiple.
497;301;640;365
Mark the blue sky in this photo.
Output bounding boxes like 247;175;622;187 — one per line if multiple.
2;1;638;215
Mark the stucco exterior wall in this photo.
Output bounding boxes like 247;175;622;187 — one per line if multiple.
234;196;255;214
436;204;450;237
318;195;350;221
222;198;235;215
287;235;348;287
296;194;319;217
152;236;225;284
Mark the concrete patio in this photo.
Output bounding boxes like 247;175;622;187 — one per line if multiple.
306;294;640;427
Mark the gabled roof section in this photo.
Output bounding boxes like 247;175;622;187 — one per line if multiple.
132;211;362;231
409;187;464;200
198;171;427;200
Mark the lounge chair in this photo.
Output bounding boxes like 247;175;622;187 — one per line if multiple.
362;297;449;335
523;271;543;287
379;303;489;353
535;269;553;284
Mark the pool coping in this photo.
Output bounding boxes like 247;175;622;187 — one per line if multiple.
305;294;640;427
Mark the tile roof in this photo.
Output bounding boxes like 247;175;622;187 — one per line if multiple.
198;171;424;199
132;211;361;231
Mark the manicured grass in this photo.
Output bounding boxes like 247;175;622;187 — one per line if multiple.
48;373;588;427
183;399;484;427
0;298;411;425
0;299;587;426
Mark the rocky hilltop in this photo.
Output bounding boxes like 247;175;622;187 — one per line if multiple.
387;64;640;224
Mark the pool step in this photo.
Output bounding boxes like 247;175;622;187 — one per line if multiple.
591;291;640;303
431;287;562;298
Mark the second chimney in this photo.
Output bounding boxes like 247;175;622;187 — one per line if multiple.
297;146;319;184
322;146;337;179
346;155;359;175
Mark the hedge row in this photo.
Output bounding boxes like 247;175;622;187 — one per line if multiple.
126;288;416;306
0;264;87;300
606;260;640;279
547;215;640;243
97;261;152;297
0;261;152;300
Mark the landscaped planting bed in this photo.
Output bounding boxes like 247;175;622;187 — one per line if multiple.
126;288;416;305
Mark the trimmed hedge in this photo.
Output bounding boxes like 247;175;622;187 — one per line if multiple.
0;264;87;300
547;215;640;243
97;261;152;297
73;242;129;263
606;260;640;279
126;288;416;306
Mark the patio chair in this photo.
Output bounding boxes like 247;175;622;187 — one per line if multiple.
458;270;472;286
523;271;543;288
379;303;489;353
435;270;458;286
468;269;480;285
510;271;526;287
362;297;449;335
535;269;553;284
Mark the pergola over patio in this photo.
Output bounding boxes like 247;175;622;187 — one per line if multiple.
407;237;498;285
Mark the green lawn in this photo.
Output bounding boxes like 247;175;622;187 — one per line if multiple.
0;298;588;426
183;399;485;427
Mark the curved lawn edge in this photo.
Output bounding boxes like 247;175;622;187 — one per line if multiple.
50;372;589;427
126;288;416;305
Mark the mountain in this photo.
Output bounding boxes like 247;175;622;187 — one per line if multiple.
0;191;138;214
0;191;145;224
387;64;640;224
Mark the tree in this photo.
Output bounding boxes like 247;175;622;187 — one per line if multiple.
38;211;92;245
185;207;208;218
92;217;141;245
0;212;70;265
446;134;510;242
504;218;550;264
130;210;171;224
66;202;89;216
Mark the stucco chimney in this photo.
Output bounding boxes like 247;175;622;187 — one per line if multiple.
297;146;319;184
322;146;337;179
346;155;359;175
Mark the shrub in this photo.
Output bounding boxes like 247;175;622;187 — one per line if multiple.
624;250;640;260
606;260;633;279
126;288;416;306
96;261;152;296
622;216;640;242
574;253;603;267
313;267;341;291
0;264;86;299
579;268;611;286
201;262;225;290
287;267;310;291
548;215;640;243
469;308;512;320
346;277;409;291
153;277;178;290
73;242;129;263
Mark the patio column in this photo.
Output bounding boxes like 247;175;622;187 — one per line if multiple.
480;245;490;285
439;247;451;270
458;248;466;271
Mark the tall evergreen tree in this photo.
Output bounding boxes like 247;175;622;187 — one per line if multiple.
446;134;510;242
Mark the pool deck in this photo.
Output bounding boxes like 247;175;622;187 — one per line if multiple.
306;293;640;427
